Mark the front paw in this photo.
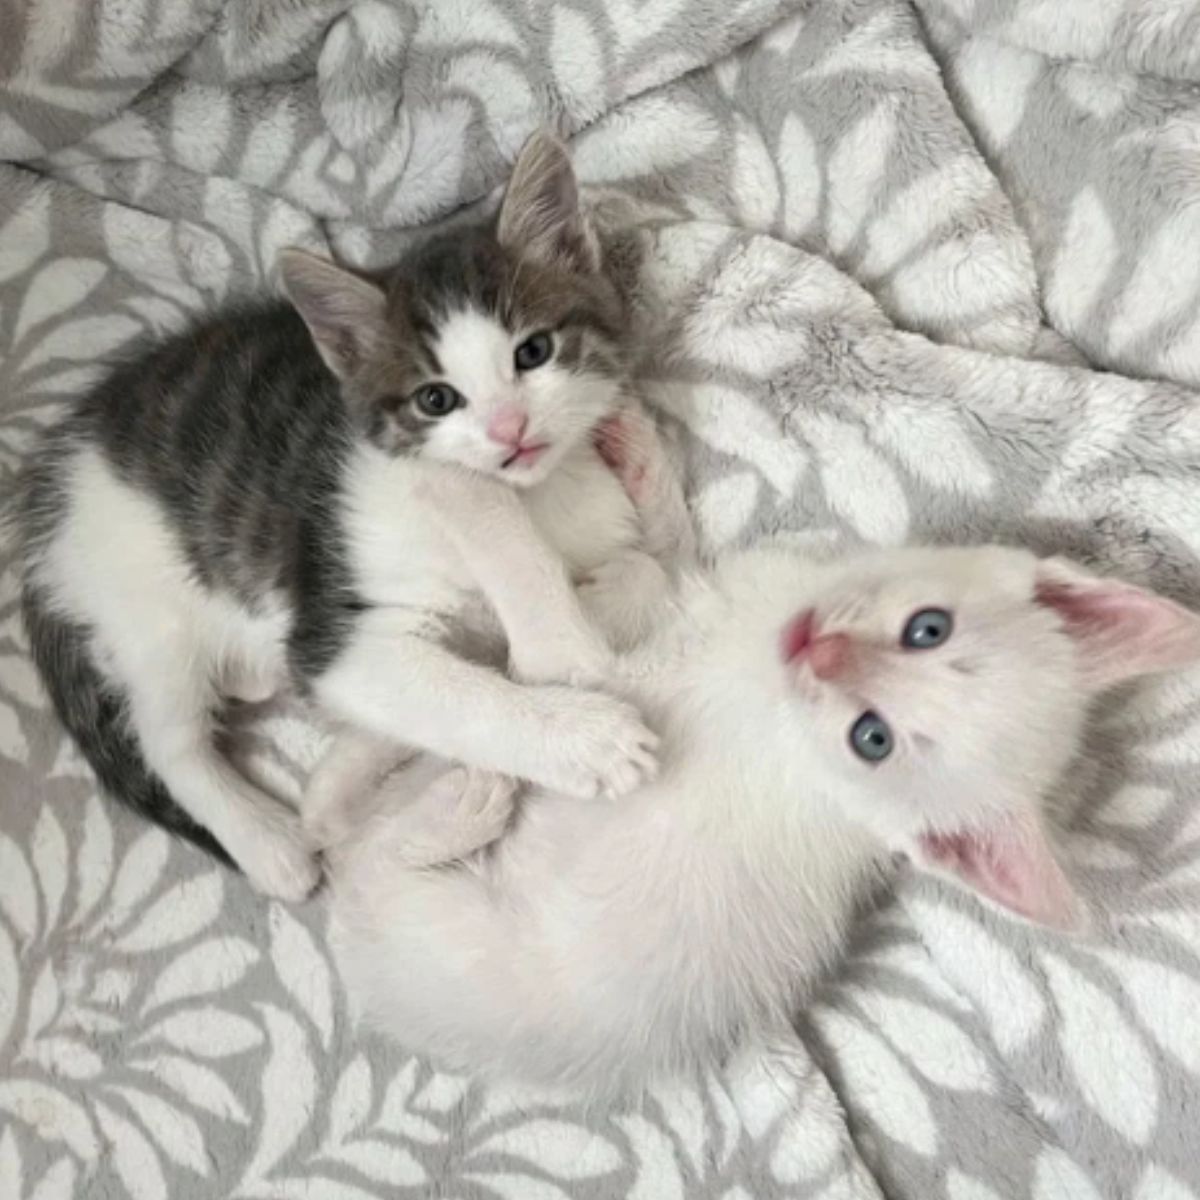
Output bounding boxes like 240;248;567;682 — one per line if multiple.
303;800;347;856
534;689;659;799
511;634;613;689
396;768;519;868
594;408;653;506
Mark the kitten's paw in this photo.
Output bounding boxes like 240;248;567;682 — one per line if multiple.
395;768;518;868
455;769;519;832
303;731;410;853
537;691;659;799
443;769;518;856
243;819;323;902
594;409;653;505
511;633;613;689
302;781;347;853
303;764;361;852
303;803;345;856
511;619;614;686
223;667;285;705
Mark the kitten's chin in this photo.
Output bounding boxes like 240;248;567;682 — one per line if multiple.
495;444;565;488
425;447;559;488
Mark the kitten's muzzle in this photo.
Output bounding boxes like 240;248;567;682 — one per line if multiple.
780;608;851;681
501;442;550;470
486;402;551;471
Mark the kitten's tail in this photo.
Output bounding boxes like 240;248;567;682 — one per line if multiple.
21;588;235;868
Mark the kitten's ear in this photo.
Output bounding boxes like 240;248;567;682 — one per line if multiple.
912;809;1087;933
497;131;599;272
277;248;388;380
1034;557;1200;690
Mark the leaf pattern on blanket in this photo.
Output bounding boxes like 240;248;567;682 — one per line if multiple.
919;0;1200;385
4;0;1200;1198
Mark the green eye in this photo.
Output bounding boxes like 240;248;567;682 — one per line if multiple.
514;332;554;371
413;383;461;418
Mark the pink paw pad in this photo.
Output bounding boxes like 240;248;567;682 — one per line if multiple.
595;413;652;504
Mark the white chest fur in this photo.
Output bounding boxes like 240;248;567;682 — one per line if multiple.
342;442;640;611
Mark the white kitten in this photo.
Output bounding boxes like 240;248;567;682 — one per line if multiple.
322;493;1200;1094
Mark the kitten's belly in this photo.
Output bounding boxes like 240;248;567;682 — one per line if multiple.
487;736;880;972
329;713;884;1084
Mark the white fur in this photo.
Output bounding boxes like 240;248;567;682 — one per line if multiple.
323;542;1200;1095
313;432;662;801
30;447;315;898
303;405;682;846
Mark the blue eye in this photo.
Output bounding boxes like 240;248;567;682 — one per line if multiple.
902;607;953;649
849;711;893;763
514;331;554;371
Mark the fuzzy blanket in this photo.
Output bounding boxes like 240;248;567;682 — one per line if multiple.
3;2;1200;1198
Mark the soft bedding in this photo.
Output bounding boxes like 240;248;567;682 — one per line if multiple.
3;1;1200;1197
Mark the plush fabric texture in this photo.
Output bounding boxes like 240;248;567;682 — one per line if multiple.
2;1;1200;1198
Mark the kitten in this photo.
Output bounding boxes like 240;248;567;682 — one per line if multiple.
322;434;1200;1093
18;132;659;899
303;403;694;847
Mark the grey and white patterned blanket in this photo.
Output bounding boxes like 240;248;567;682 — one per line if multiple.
3;2;1200;1197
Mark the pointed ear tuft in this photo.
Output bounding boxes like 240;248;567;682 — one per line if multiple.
1035;557;1200;690
496;131;598;272
276;247;388;380
914;809;1087;933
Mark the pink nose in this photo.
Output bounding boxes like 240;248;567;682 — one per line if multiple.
809;633;850;680
781;609;816;663
487;404;528;446
780;608;851;680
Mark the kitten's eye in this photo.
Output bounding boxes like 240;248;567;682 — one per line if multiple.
514;332;554;372
413;383;461;418
849;711;893;763
902;607;953;650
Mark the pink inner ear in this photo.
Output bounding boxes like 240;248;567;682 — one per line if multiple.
1034;575;1200;686
1035;579;1161;640
917;813;1085;932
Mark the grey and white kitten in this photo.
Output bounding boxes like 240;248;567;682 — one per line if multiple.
319;419;1200;1095
18;133;659;899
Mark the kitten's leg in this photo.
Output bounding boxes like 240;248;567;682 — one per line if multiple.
581;404;696;648
357;767;518;869
595;403;698;572
578;549;673;652
222;618;289;704
222;662;286;705
416;469;610;686
303;728;411;850
311;613;656;799
129;673;320;900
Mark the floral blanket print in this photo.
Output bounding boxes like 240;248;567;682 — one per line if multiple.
4;1;1200;1198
